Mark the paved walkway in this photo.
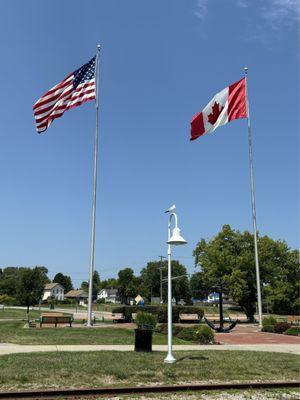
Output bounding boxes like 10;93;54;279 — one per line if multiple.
0;343;299;356
215;324;300;345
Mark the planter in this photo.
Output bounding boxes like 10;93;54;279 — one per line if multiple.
134;328;153;352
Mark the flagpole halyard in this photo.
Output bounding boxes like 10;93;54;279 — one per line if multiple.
87;45;101;327
244;67;263;328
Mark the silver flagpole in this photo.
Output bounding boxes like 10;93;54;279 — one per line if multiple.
87;45;101;327
244;67;263;328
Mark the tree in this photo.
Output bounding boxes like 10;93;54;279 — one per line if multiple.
16;267;49;319
80;270;101;299
0;266;50;300
140;260;191;304
81;281;89;292
0;267;27;297
262;246;299;315
100;278;118;289
53;273;73;293
190;272;210;300
171;261;191;304
117;267;138;304
193;224;299;321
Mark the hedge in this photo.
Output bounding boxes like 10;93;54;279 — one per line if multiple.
284;327;300;336
155;323;215;344
112;305;204;323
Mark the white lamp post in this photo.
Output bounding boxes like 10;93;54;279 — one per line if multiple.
164;205;187;364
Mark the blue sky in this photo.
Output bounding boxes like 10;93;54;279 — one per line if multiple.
0;0;298;287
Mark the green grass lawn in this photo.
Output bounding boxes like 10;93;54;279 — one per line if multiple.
0;308;41;320
0;351;298;390
0;321;189;345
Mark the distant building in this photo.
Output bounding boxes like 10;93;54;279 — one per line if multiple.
65;289;88;305
204;292;220;304
43;283;64;301
97;288;120;304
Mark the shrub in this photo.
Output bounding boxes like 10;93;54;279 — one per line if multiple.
262;325;275;333
195;325;215;344
262;316;277;329
135;312;157;330
0;294;17;305
155;323;184;336
96;298;105;304
275;322;291;334
57;298;74;305
284;327;300;336
177;327;197;341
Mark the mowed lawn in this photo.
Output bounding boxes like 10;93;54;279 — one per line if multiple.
0;308;41;320
0;351;299;390
0;321;189;345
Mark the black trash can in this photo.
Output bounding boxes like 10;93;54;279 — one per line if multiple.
134;328;153;352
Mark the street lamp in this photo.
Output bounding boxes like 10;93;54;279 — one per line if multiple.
164;205;187;364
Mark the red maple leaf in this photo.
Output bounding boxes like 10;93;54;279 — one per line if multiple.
207;101;224;125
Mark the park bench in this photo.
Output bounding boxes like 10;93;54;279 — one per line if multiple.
39;313;73;328
287;315;300;325
205;314;220;323
112;313;125;323
179;313;200;323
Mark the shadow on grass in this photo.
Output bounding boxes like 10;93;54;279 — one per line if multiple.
176;355;209;362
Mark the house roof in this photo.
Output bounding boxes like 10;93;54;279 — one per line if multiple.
100;288;118;296
44;283;62;290
65;289;88;298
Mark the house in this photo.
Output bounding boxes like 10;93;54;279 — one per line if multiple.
65;289;88;305
97;288;120;304
43;283;64;301
204;292;220;304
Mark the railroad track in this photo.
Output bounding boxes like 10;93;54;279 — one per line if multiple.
0;381;299;399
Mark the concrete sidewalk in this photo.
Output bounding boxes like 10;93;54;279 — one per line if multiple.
0;343;299;356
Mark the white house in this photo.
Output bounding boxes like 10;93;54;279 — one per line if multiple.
43;283;65;301
205;292;220;304
97;288;120;304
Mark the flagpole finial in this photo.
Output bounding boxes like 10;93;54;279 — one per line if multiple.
97;44;101;51
244;67;248;75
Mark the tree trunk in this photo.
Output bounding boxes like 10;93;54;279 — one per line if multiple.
26;305;29;322
243;305;255;322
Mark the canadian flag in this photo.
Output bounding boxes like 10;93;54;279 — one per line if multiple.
190;78;248;141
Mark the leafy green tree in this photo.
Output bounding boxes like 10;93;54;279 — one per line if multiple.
16;267;49;319
117;267;138;304
53;273;73;293
193;224;299;321
262;247;299;315
140;260;191;304
81;281;89;292
80;270;101;299
0;266;50;300
0;267;25;296
100;278;118;289
190;272;210;300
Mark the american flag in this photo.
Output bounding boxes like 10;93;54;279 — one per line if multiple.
33;56;96;133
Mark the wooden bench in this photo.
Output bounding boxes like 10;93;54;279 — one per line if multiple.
287;315;300;325
179;313;200;323
112;313;125;323
205;314;220;323
40;313;73;328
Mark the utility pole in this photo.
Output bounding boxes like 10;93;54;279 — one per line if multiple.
159;256;166;303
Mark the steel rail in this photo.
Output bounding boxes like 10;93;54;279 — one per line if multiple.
0;381;299;399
